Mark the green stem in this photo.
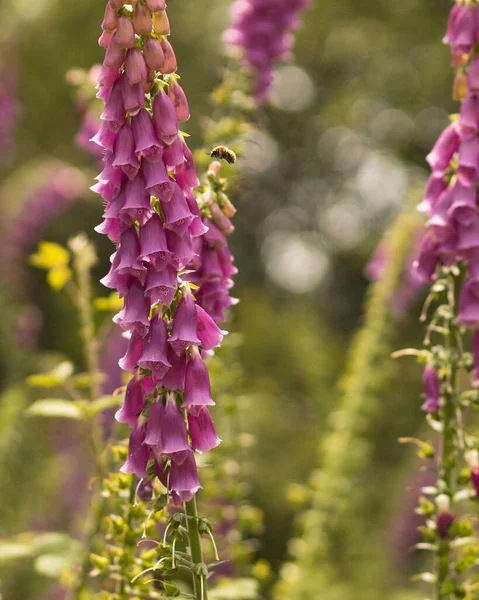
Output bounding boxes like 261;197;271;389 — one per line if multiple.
185;497;208;600
436;274;459;600
71;249;107;600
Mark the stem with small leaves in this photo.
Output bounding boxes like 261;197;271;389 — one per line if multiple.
185;497;208;600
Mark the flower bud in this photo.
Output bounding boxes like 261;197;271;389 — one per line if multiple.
159;38;177;74
125;48;148;84
152;88;179;145
153;10;170;35
98;30;114;49
103;34;125;69
132;2;152;35
453;69;467;101
146;0;165;10
168;80;190;122
143;36;165;70
102;2;118;31
116;15;135;48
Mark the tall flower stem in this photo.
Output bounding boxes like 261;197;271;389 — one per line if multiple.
436;273;459;600
69;238;107;599
185;497;208;600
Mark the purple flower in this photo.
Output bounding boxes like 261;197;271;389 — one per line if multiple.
224;0;311;103
138;316;171;377
152;88;178;145
115;375;145;427
183;348;215;409
90;1;241;503
188;407;221;453
131;108;163;162
169;292;201;355
426;123;459;173
421;366;440;413
169;451;201;497
120;426;149;478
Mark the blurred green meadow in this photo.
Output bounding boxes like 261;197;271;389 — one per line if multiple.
0;0;457;598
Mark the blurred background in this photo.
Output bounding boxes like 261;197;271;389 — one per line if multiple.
0;0;457;598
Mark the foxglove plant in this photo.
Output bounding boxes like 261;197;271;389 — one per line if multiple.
395;2;479;597
91;2;238;597
223;0;311;104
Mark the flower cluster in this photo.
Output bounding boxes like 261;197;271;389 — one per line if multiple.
92;0;236;504
223;0;310;104
414;2;479;327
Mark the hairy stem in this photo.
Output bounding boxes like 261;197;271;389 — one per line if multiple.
185;497;208;600
435;274;459;600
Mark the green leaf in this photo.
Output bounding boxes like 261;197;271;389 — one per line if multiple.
85;395;123;417
209;578;259;600
0;542;34;563
26;361;74;388
27;400;84;420
34;553;75;578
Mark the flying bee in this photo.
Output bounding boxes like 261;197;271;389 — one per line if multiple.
210;145;237;164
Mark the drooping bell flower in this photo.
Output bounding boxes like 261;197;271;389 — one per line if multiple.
121;173;152;225
143;36;165;71
158;347;186;390
421;365;440;413
112;123;139;180
119;330;144;371
138;316;171;377
113;279;151;336
125;48;148;84
152;87;178;145
168;80;190;122
153;10;170;36
169;450;201;498
116;15;135;48
169;291;200;355
131;108;163;162
183;347;215;409
458;137;479;187
426;123;459;173
120;425;150;478
158;393;190;455
142;158;176;201
139;214;172;269
115;374;146;427
145;264;177;305
196;304;226;350
159;38;177;73
188;406;221;453
132;2;152;34
162;186;195;236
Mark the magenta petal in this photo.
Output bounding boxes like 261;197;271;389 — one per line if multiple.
138;316;171;377
119;330;144;371
144;400;165;447
120;426;149;478
188;406;221;453
169;294;200;355
115;375;145;427
183;350;214;408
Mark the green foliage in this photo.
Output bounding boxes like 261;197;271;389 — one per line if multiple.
276;195;425;600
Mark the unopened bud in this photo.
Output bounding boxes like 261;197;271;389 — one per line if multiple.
153;10;170;35
453;70;467;101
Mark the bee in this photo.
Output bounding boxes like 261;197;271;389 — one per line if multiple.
210;145;237;164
